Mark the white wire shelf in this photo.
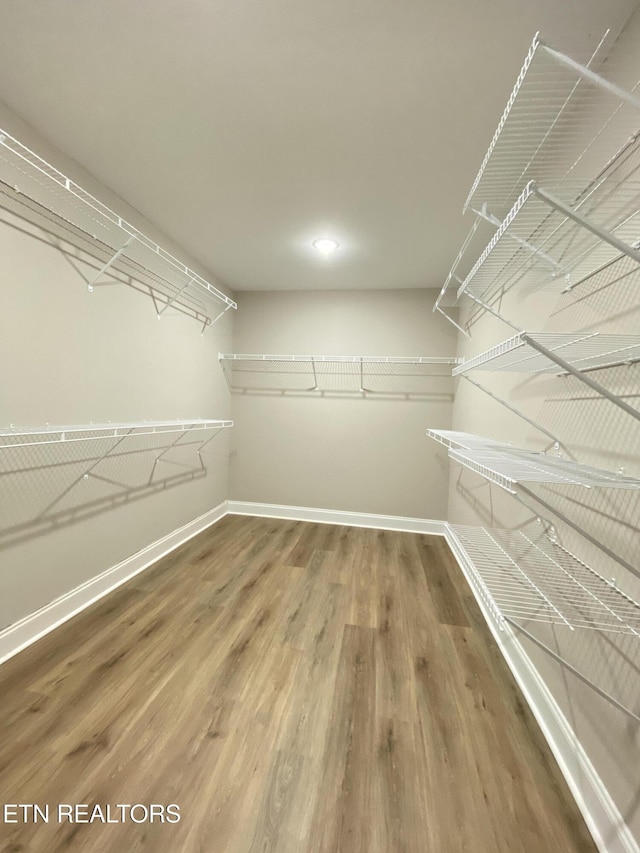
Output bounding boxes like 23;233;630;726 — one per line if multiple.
0;420;233;449
219;353;461;392
220;353;461;366
454;332;640;375
427;429;640;494
458;171;640;306
447;525;640;635
465;31;640;218
425;429;512;450
0;129;236;328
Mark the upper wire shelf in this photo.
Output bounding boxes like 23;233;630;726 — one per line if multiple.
457;169;640;307
0;419;233;449
427;429;640;494
446;524;640;635
219;353;461;392
454;332;640;375
0;129;236;329
465;31;640;219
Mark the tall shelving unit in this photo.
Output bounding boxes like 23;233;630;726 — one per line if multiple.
431;31;640;724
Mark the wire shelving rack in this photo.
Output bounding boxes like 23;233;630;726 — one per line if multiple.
219;353;461;392
464;31;640;219
0;420;233;449
0;130;236;330
454;332;640;375
458;175;640;307
427;429;640;494
436;29;640;735
446;525;640;635
435;31;640;319
425;429;511;451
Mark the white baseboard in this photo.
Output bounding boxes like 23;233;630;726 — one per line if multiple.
0;500;230;667
443;525;639;853
227;500;446;535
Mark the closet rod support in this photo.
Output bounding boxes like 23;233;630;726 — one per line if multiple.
464;292;640;424
516;484;640;582
158;275;196;317
87;235;135;292
460;375;563;447
435;304;471;337
532;186;640;267
471;204;561;272
505;617;640;724
202;302;233;334
540;42;640;112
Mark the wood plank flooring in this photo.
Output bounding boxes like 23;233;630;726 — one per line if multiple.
0;516;596;852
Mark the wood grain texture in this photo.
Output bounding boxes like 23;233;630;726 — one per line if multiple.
0;517;596;852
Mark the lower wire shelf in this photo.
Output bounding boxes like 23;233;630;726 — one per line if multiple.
426;429;640;493
446;525;640;635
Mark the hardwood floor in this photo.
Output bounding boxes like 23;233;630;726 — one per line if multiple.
0;516;596;852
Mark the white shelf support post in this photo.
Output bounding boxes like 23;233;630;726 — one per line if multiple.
506;618;640;723
515;484;640;582
470;203;562;273
521;331;640;424
532;185;640;266
460;375;563;448
87;235;135;292
463;292;640;424
157;275;196;317
202;302;233;335
540;41;640;112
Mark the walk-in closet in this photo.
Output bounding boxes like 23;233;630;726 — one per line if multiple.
0;3;639;851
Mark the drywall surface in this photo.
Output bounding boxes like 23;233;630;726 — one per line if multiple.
229;288;456;519
447;12;640;845
0;103;234;629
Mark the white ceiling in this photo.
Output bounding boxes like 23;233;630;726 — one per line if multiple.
0;0;638;293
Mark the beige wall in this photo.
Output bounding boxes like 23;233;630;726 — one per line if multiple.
230;288;457;519
448;9;640;843
0;103;234;629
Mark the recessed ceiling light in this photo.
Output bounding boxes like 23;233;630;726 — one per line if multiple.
312;237;339;256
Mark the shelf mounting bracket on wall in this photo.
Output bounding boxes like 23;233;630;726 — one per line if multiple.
86;235;135;292
463;292;640;424
539;40;640;111
157;275;197;317
202;302;234;335
460;375;564;451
